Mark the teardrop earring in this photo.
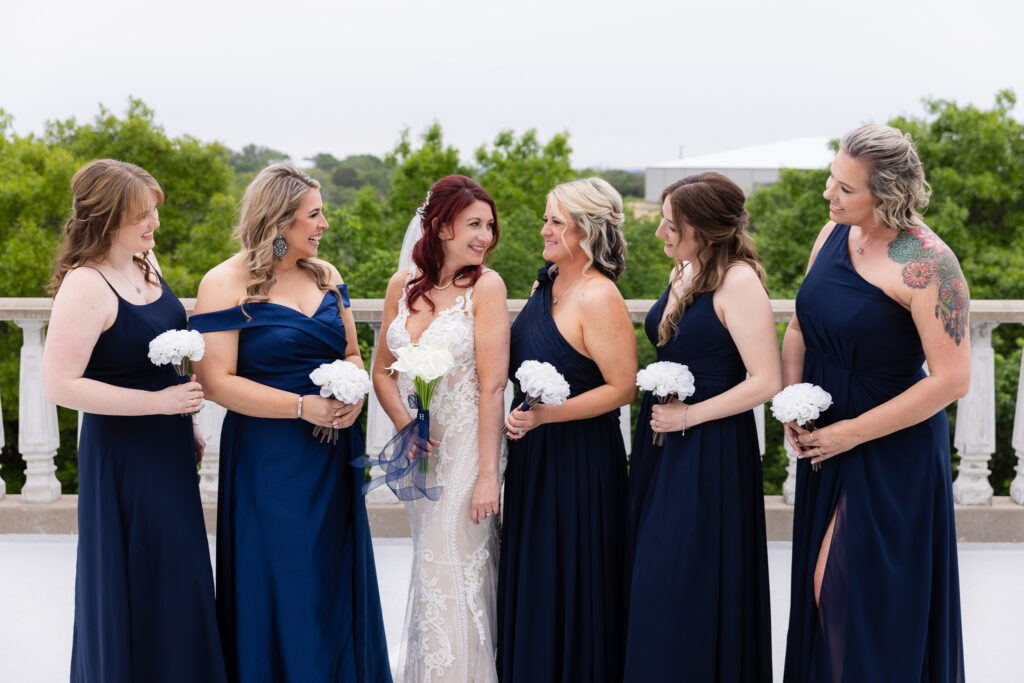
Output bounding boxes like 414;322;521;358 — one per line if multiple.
273;236;288;261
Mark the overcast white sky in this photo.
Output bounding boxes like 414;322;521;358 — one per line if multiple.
2;0;1022;169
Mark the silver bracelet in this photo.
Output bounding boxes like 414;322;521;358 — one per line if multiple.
297;395;304;419
681;404;689;436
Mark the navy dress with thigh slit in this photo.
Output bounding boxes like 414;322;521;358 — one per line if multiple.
783;224;964;683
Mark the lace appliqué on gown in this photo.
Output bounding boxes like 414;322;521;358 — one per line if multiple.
388;267;506;683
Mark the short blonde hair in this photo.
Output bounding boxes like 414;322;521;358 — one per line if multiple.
840;124;931;231
547;177;627;281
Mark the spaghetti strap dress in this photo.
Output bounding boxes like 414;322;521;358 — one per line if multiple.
71;271;226;682
783;224;965;682
497;266;629;683
625;287;772;682
189;285;391;683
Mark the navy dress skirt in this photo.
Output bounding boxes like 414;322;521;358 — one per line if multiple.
72;273;226;682
189;286;391;683
625;288;772;682
497;266;629;683
783;224;965;682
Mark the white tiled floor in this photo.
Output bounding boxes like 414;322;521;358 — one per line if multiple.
1;536;1021;682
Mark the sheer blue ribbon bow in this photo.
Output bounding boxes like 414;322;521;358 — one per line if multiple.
351;394;442;501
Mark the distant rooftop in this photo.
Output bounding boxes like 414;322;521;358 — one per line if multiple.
649;136;834;171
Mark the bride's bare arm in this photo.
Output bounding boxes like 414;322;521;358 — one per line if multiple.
470;272;509;523
372;271;417;431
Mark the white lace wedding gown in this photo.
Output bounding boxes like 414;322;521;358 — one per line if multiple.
387;267;506;683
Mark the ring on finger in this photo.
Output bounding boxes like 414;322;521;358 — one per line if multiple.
518;427;523;435
817;447;824;457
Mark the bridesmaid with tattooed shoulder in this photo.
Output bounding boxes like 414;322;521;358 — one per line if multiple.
780;124;968;682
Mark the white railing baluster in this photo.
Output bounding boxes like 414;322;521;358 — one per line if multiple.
1010;350;1024;505
0;381;6;500
14;320;61;503
198;401;227;504
953;322;997;505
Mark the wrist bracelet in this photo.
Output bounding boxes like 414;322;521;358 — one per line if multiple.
297;395;304;419
681;404;689;436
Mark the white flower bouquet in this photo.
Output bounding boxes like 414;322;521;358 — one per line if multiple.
636;361;696;445
309;360;371;443
148;329;205;415
388;342;456;473
503;360;571;435
770;383;833;471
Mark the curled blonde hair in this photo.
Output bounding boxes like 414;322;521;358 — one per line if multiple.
235;163;336;317
658;172;767;346
547;177;627;282
50;159;164;294
840;124;931;232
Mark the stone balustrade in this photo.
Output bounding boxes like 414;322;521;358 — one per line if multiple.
2;297;1024;511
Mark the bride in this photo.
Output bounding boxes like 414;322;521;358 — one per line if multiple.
371;174;509;682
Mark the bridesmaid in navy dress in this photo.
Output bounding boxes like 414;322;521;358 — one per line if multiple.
42;160;226;682
191;164;390;682
625;172;779;682
500;177;637;683
782;125;967;682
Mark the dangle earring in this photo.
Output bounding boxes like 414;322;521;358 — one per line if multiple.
272;236;288;261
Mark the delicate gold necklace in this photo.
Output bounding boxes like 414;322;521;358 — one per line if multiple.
433;273;465;291
552;271;583;305
109;260;143;294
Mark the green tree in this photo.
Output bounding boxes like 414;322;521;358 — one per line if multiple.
475;129;575;297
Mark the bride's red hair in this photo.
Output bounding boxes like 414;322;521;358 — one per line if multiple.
407;175;500;312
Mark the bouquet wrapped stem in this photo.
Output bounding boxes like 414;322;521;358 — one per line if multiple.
503;361;570;436
769;383;833;474
309;360;372;444
149;329;205;417
349;342;454;502
636;361;696;447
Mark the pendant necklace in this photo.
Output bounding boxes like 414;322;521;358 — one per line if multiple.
552;272;583;304
110;260;143;294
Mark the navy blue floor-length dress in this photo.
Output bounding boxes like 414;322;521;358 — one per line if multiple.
71;273;226;682
497;266;629;683
783;224;965;682
625;287;772;682
190;285;391;683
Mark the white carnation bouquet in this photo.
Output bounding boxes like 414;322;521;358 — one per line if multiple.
309;360;371;443
503;360;571;436
148;329;205;416
388;342;456;475
770;383;833;471
636;361;696;446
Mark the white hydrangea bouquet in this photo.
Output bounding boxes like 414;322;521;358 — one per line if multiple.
636;361;696;446
387;342;456;474
148;329;205;416
770;383;833;471
503;360;571;435
309;360;371;443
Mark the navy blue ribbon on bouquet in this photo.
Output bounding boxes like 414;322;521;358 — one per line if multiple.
351;394;442;501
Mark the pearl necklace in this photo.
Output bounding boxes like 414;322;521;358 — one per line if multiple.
433;273;465;291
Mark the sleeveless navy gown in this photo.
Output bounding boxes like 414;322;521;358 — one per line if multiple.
783;224;965;682
189;286;391;683
72;273;226;682
497;266;629;683
625;288;772;682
